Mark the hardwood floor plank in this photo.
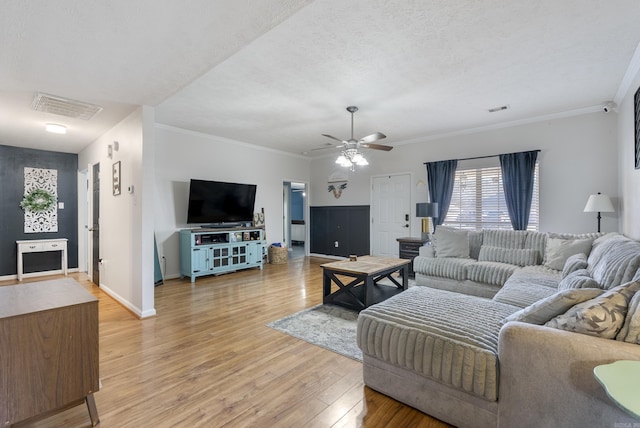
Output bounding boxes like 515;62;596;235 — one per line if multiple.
2;256;451;427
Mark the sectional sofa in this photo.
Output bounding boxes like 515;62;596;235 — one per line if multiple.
356;230;640;428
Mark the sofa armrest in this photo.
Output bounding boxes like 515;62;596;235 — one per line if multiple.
419;245;435;257
498;322;640;428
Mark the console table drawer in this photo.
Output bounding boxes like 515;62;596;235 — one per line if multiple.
399;242;423;253
21;243;45;252
43;241;65;251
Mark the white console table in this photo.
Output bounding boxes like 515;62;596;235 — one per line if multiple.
16;238;68;281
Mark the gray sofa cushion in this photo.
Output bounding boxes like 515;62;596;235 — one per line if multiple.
478;246;538;267
503;288;604;325
557;269;599;290
587;233;640;289
561;253;589;278
543;237;593;270
482;229;527;249
357;287;519;402
467;261;519;286
413;256;475;281
492;266;560;308
432;227;470;258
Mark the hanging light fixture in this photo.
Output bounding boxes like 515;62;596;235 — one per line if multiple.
336;148;368;171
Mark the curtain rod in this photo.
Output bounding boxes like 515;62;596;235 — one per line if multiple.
423;149;540;165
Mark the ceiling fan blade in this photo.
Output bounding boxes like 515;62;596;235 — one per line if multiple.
359;132;386;143
321;134;347;143
310;144;342;151
361;143;393;151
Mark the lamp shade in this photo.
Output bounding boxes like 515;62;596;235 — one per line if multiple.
583;193;615;213
416;202;439;218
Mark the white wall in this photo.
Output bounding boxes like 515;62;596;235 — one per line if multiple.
154;125;311;279
617;67;640;240
78;107;156;318
311;112;619;237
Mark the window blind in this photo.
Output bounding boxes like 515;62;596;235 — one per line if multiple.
443;163;539;230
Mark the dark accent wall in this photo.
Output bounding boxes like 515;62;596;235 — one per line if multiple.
0;145;78;276
310;205;369;257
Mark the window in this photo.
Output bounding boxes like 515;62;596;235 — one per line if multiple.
442;163;539;231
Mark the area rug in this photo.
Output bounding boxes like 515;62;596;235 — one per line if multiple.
267;304;362;361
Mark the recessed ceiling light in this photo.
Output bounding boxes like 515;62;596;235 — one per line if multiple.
45;123;67;134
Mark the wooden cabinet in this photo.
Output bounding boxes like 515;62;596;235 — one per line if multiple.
179;227;264;282
0;278;99;426
397;237;428;278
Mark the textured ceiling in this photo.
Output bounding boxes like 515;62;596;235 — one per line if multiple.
2;1;640;155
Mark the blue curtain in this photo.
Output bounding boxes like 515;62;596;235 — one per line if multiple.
426;160;458;227
499;150;538;230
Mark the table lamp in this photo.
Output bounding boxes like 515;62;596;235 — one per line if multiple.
583;192;614;233
416;202;439;241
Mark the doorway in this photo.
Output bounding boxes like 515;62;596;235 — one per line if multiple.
283;181;308;259
371;173;411;257
91;163;100;286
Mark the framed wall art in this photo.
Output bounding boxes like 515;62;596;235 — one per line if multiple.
635;86;640;169
112;161;121;196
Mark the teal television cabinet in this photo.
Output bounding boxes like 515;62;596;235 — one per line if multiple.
179;227;264;282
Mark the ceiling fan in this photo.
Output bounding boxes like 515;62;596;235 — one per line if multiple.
318;106;392;170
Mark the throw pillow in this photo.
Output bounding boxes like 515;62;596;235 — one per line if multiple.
545;280;640;339
561;253;588;279
433;227;469;258
557;269;599;291
478;246;538;267
543;237;593;271
616;290;640;344
503;288;603;325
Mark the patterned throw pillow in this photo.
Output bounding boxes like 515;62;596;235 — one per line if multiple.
503;288;603;325
433;227;469;258
557;269;599;291
561;253;589;279
543;237;593;271
616;291;640;344
545;280;640;339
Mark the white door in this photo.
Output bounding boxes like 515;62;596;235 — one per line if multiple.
371;174;411;257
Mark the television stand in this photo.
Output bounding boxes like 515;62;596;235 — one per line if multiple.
179;227;264;282
200;223;245;229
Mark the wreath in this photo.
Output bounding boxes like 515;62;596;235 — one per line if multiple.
20;188;56;212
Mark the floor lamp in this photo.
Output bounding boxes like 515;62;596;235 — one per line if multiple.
416;202;439;241
583;192;614;233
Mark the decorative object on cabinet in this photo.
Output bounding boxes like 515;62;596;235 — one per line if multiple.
416;202;439;240
22;167;58;233
112;161;121;196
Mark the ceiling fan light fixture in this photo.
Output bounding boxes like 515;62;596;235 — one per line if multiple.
351;152;364;163
356;156;368;166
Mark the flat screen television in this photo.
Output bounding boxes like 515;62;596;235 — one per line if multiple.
187;179;257;226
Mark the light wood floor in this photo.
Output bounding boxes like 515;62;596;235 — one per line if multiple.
3;256;451;428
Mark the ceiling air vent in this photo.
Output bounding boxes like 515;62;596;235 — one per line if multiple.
488;105;509;113
31;92;103;120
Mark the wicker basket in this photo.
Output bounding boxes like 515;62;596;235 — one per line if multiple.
268;245;288;264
